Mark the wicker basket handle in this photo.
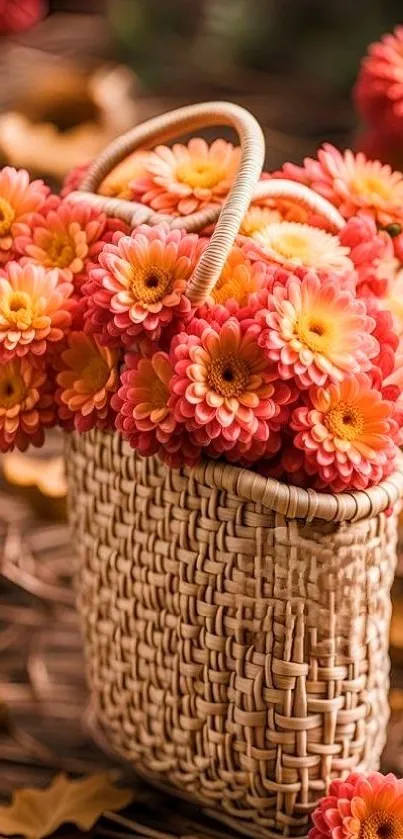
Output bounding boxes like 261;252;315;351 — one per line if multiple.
67;101;265;242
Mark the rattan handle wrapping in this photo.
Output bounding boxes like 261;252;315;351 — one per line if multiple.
66;100;346;305
67;101;265;269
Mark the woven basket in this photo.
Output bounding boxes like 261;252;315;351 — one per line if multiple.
66;102;403;838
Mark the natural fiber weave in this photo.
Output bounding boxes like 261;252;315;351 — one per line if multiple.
67;429;402;839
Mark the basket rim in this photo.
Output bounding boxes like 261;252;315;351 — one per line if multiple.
190;448;403;523
69;430;403;524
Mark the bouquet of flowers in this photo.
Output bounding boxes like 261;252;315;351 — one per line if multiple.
2;31;403;497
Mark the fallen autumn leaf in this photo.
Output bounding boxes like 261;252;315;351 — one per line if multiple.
0;772;134;838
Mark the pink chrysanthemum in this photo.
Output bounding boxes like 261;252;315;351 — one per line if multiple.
257;269;378;388
0;0;46;34
169;316;294;464
339;212;393;297
386;266;403;335
366;300;399;384
310;772;403;839
292;375;397;492
112;351;200;467
0;166;48;265
256;435;310;488
16;198;109;288
60;162;91;198
244;220;354;275
131;138;241;216
84;224;203;346
354;27;403;137
277;144;403;230
0;356;55;452
56;331;119;432
0;261;75;360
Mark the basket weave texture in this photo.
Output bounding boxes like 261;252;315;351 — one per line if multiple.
67;428;401;839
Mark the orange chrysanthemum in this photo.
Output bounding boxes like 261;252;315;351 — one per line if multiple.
0;356;55;452
0;261;75;360
16;198;108;286
84;224;203;346
292;375;397;491
0;166;48;265
206;245;270;310
310;772;403;839
258;269;378;388
56;331;119;432
98;150;150;199
278;144;403;230
131;138;241;216
169;316;294;465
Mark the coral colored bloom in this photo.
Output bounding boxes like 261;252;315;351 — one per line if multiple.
339;213;393;297
0;356;55;452
0;261;75;360
256;436;310;488
258;269;378;388
245;220;354;275
99;150;150;200
206;245;271;310
60;162;91;198
367;301;399;382
278;144;403;229
0;0;46;34
56;332;119;432
309;772;403;839
354;27;403;137
0;166;48;265
131;138;241;216
386;267;403;334
292;375;397;492
112;351;200;467
16;198;109;287
169;316;294;464
84;224;203;346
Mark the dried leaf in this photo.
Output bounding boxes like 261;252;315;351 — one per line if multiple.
0;772;134;839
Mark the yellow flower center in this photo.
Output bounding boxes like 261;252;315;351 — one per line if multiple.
268;230;313;262
130;266;171;304
207;353;249;398
0;369;26;409
176;160;223;190
295;312;335;353
2;291;34;329
359;811;403;839
325;400;364;441
0;197;15;237
352;173;393;202
151;376;169;410
81;355;110;392
46;234;76;269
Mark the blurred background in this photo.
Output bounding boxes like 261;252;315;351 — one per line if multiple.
0;0;402;183
1;0;403;806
